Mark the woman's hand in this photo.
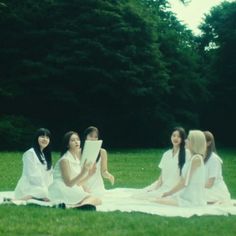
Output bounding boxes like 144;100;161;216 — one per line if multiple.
88;163;97;177
83;185;91;193
107;173;115;185
81;160;92;175
162;191;171;198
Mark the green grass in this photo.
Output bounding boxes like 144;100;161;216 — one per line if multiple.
0;149;236;236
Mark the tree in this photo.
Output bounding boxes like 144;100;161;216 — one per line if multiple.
199;1;236;146
0;0;170;148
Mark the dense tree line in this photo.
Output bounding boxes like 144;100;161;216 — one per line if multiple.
0;0;235;149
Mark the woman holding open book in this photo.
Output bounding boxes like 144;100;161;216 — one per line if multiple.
48;131;101;210
82;126;115;196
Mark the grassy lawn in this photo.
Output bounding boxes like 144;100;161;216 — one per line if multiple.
0;149;236;236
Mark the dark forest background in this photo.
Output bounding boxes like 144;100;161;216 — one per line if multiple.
0;0;235;150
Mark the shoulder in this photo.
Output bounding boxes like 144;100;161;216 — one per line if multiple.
161;149;172;160
159;150;171;164
61;151;71;161
191;154;202;166
208;152;222;165
163;149;171;157
100;148;107;156
60;158;69;165
24;148;34;154
23;148;36;160
60;153;70;164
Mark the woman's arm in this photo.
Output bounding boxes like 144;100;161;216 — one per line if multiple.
60;160;96;187
100;149;115;185
205;177;215;188
205;155;220;188
147;175;163;192
155;175;163;188
162;178;185;197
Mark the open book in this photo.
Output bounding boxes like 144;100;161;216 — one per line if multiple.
80;140;103;167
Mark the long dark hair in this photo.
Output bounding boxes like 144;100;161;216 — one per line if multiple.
172;127;187;175
81;126;101;162
204;131;216;163
32;128;52;170
61;131;80;157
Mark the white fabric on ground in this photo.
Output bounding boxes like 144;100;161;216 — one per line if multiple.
1;190;236;217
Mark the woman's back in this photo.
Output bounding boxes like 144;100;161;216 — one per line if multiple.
178;155;206;207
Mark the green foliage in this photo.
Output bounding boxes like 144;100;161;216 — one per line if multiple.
0;115;36;150
199;1;236;145
0;0;234;149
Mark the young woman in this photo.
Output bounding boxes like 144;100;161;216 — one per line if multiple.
82;126;114;196
204;131;231;203
48;131;101;209
135;127;190;199
14;128;53;201
154;130;207;207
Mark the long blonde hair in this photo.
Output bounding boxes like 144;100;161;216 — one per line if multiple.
188;130;206;157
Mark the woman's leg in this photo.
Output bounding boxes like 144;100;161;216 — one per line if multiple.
65;196;102;209
80;196;102;206
19;195;33;201
153;197;178;206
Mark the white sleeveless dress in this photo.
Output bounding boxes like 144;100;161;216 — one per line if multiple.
48;151;89;204
178;155;206;207
205;153;231;202
14;148;53;199
83;157;106;196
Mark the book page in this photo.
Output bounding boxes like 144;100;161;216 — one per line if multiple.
80;140;103;167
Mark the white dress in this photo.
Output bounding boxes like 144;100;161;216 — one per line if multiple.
137;149;191;199
83;157;106;196
205;152;231;202
14;148;53;199
48;151;89;204
177;155;206;207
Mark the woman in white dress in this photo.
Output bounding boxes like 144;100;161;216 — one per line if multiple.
82;127;114;196
154;130;207;207
204;131;231;203
14;128;53;201
48;131;101;209
135;127;191;199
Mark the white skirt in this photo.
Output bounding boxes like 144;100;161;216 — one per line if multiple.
48;180;89;205
205;181;231;202
14;176;49;199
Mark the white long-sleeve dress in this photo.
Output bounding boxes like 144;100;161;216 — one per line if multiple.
14;148;53;199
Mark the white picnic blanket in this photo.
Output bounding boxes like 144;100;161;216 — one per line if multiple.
1;189;236;218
